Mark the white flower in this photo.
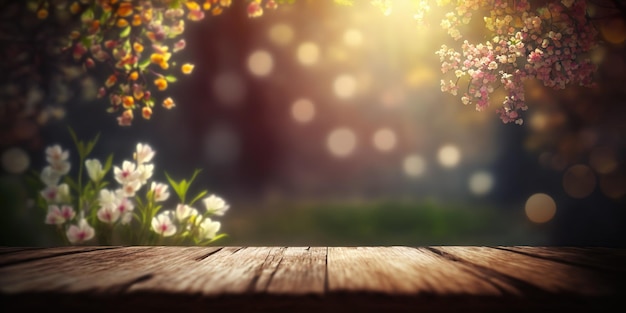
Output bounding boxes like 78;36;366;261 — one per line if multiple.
85;159;104;182
115;196;134;216
113;160;138;184
175;204;198;221
97;205;120;224
136;163;154;185
98;189;117;208
120;212;133;225
40;166;62;186
40;183;70;203
150;182;170;202
49;159;71;176
45;145;69;164
151;212;177;237
45;205;75;225
202;194;229;216
119;180;142;197
198;217;220;240
134;143;155;164
66;218;95;244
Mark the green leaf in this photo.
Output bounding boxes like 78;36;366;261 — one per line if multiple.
189;190;208;206
64;176;80;194
84;132;101;157
138;58;150;70
164;75;178;83
120;26;131;38
200;233;228;245
165;172;186;203
102;154;114;176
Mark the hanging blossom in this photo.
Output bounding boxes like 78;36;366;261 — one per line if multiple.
434;0;598;125
40;145;72;204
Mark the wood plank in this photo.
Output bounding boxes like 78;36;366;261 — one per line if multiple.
327;246;513;295
433;246;625;296
0;246;122;266
0;246;219;294
263;247;326;294
499;246;626;272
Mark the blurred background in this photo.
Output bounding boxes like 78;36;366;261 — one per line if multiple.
1;0;625;247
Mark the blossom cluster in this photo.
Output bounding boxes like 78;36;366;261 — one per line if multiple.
32;0;282;127
435;0;598;125
37;134;229;245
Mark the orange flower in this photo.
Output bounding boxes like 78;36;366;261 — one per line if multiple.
146;31;156;42
129;71;139;81
220;0;232;7
105;75;117;88
70;2;81;14
154;78;167;91
132;14;142;26
70;31;81;39
122;96;134;109
212;7;223;16
203;1;211;10
37;9;48;19
117;2;133;17
142;106;152;120
162;97;176;109
116;18;129;28
133;42;144;53
181;63;195;74
159;61;169;70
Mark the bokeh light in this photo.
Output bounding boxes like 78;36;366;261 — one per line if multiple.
372;128;397;152
333;74;357;99
589;146;618;174
212;71;246;107
343;29;363;47
327;127;357;158
599;172;626;199
247;50;274;77
203;125;240;165
525;193;557;224
297;42;320;66
291;98;316;123
468;171;494;196
562;164;596;199
268;23;294;46
437;144;461;168
403;154;426;178
1;147;30;174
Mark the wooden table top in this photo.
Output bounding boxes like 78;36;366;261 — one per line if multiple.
1;246;625;312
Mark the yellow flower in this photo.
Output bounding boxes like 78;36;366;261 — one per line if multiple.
116;18;129;28
70;2;81;14
185;1;200;11
134;89;144;100
159;61;169;70
220;0;232;7
122;96;134;109
181;63;194;75
150;53;164;64
142;8;153;22
142;106;152;120
37;9;48;19
132;14;142;26
154;78;168;91
70;31;81;40
162;97;176;109
133;42;144;53
129;71;139;81
118;109;133;126
203;1;211;10
117;2;133;17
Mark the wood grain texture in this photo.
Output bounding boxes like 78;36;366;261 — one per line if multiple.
0;246;624;313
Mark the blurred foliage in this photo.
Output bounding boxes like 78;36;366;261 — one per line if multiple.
226;199;538;246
